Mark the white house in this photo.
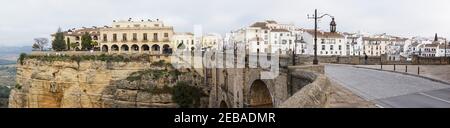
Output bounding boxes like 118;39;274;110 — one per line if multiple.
303;30;347;56
229;20;303;55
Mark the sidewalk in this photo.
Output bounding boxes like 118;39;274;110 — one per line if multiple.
354;65;450;85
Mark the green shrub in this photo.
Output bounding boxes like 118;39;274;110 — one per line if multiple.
19;53;27;65
147;85;173;94
172;81;205;108
15;84;22;90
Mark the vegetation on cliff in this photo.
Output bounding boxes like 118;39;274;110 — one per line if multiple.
123;60;207;108
172;81;206;108
17;53;159;66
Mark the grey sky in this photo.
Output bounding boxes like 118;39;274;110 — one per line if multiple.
0;0;449;46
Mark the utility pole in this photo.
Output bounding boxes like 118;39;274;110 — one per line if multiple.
314;9;318;65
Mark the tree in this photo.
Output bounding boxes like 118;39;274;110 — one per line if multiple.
66;38;71;50
70;43;79;51
32;38;49;51
172;81;204;108
52;28;66;51
81;32;93;51
32;43;40;51
91;41;99;47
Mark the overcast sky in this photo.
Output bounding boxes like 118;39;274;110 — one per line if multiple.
0;0;449;46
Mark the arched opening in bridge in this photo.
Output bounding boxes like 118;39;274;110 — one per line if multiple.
111;45;119;52
121;45;129;52
142;45;150;52
220;101;228;108
131;44;139;52
102;45;108;52
249;80;273;108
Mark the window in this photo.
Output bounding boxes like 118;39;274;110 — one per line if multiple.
143;33;148;41
132;33;137;41
257;42;260;45
113;34;117;41
115;25;120;28
164;33;169;38
122;33;127;41
153;33;158;41
330;45;334;50
339;45;342;50
289;40;292;44
280;33;283;36
134;24;140;27
322;45;325;50
103;34;107;41
321;39;325;44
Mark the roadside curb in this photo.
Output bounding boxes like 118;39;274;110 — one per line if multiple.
353;66;450;86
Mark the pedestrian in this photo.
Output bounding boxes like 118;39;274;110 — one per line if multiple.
364;53;368;65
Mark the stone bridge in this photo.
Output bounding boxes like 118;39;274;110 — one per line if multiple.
176;53;330;108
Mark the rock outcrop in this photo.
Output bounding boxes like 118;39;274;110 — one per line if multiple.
9;55;208;108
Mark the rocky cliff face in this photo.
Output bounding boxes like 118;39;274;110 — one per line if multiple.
9;56;207;108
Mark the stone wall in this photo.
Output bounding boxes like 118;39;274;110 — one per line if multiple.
295;55;450;65
280;66;331;108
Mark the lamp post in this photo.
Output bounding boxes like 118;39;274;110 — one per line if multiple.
308;9;336;65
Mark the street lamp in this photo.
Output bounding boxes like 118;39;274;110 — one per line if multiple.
292;34;304;65
308;9;336;65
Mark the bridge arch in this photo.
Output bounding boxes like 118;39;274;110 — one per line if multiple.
249;79;273;108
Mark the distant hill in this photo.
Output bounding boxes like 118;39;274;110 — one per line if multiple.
0;59;16;65
0;46;32;55
0;46;32;61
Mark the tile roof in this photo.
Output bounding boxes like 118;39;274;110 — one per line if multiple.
305;30;344;38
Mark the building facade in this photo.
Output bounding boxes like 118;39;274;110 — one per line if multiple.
303;30;347;56
99;19;174;54
229;20;303;55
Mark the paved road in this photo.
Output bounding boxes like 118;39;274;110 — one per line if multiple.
325;64;450;108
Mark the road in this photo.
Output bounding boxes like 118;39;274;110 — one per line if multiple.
325;64;450;108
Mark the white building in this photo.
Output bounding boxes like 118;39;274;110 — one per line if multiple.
436;44;450;57
172;32;195;51
229;20;303;55
303;30;347;56
201;33;223;51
